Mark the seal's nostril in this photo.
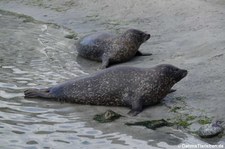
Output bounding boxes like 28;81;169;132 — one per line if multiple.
145;34;150;40
182;70;188;77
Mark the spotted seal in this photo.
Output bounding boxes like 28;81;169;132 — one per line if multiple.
76;29;151;68
24;64;187;116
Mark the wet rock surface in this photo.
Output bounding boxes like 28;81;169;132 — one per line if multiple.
93;110;122;123
126;119;173;130
198;121;224;138
0;10;192;149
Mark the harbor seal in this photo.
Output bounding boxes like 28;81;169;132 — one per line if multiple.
24;64;187;116
76;29;151;69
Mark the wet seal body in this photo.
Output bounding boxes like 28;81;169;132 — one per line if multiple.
24;64;187;116
76;29;151;68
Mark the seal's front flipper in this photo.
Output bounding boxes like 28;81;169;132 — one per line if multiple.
128;99;143;116
168;89;176;94
135;51;152;56
24;88;53;99
100;55;110;69
128;110;142;116
100;60;109;69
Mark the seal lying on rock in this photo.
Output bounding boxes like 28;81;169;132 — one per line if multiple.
24;64;187;116
76;29;151;69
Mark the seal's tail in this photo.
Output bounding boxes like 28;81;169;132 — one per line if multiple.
24;88;53;99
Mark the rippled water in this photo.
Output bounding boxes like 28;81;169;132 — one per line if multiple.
0;11;172;149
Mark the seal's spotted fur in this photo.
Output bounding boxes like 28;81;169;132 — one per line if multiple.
24;64;187;116
76;29;151;68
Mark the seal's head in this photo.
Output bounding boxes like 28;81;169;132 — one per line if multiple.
123;29;150;43
156;64;188;84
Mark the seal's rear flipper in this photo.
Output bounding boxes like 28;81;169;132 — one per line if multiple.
24;88;53;99
128;98;143;116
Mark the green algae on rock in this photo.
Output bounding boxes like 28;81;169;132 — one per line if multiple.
198;117;212;125
170;106;182;113
93;110;122;123
0;9;36;23
175;120;191;128
64;33;77;39
125;119;173;130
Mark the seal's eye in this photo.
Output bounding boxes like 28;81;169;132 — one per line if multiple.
141;32;147;37
175;68;179;72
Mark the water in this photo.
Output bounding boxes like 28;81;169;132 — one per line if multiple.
0;10;172;149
